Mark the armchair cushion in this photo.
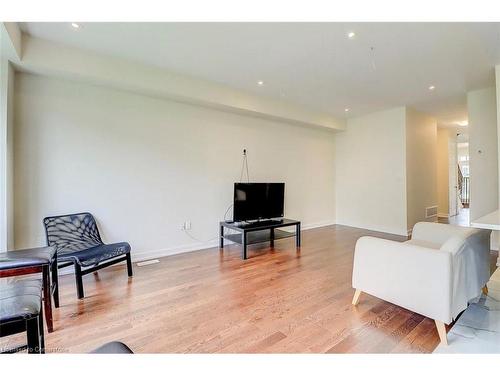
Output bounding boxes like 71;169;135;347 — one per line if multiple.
411;222;476;247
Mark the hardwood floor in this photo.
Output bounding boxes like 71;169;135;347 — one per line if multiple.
4;224;489;354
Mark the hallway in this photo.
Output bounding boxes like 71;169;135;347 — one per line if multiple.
439;208;470;227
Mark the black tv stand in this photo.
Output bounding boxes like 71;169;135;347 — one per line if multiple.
219;218;301;260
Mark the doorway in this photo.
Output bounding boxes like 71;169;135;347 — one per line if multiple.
453;134;470;226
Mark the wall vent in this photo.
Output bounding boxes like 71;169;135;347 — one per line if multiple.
425;206;438;218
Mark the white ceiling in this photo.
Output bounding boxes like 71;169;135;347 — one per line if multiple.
19;22;500;124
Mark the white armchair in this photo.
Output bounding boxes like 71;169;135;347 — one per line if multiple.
352;222;491;345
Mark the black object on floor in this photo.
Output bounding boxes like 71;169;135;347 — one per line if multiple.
91;341;134;354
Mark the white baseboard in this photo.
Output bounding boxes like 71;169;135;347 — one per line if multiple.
131;239;220;263
437;213;449;218
132;219;336;262
57;219;337;275
302;219;337;230
335;221;408;238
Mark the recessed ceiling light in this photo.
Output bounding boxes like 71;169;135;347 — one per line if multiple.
344;108;350;112
257;81;264;86
71;23;80;29
457;121;468;127
428;85;435;91
347;32;356;39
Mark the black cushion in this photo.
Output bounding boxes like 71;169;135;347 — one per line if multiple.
59;242;131;267
90;341;134;354
0;247;55;271
0;279;42;324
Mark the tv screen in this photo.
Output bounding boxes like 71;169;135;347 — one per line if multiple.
233;183;285;222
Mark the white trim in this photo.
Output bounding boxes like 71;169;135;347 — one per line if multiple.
334;221;408;237
57;219;337;275
132;219;336;262
437;213;449;218
131;239;219;263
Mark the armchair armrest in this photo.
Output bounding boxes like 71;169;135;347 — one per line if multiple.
411;222;476;246
352;236;453;323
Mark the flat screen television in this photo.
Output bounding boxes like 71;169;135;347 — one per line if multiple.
233;183;285;222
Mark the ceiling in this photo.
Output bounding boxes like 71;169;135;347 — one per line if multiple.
19;22;500;125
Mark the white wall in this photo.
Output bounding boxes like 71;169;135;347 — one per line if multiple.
1;23;21;251
14;73;336;259
497;65;500;205
21;36;345;132
436;128;451;217
335;107;408;236
405;108;437;230
0;59;16;251
0;52;8;251
495;66;500;260
468;87;498;221
6;64;14;250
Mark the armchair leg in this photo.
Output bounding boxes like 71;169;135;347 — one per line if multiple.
74;262;85;299
482;285;488;295
352;289;362;306
126;253;133;277
435;320;448;345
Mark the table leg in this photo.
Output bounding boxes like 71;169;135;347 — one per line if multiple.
219;225;224;248
270;228;275;247
51;257;59;308
296;223;301;247
243;232;247;260
42;265;54;333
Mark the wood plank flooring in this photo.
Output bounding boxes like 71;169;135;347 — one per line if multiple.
2;224;494;353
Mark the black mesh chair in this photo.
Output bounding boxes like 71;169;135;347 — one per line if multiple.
43;212;133;300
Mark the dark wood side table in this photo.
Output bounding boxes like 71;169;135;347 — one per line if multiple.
220;218;301;259
0;247;57;332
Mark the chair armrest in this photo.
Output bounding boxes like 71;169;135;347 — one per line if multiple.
352;236;453;323
439;229;491;317
411;222;476;246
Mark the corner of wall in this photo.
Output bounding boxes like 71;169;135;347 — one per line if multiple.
468;86;499;221
404;107;438;232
